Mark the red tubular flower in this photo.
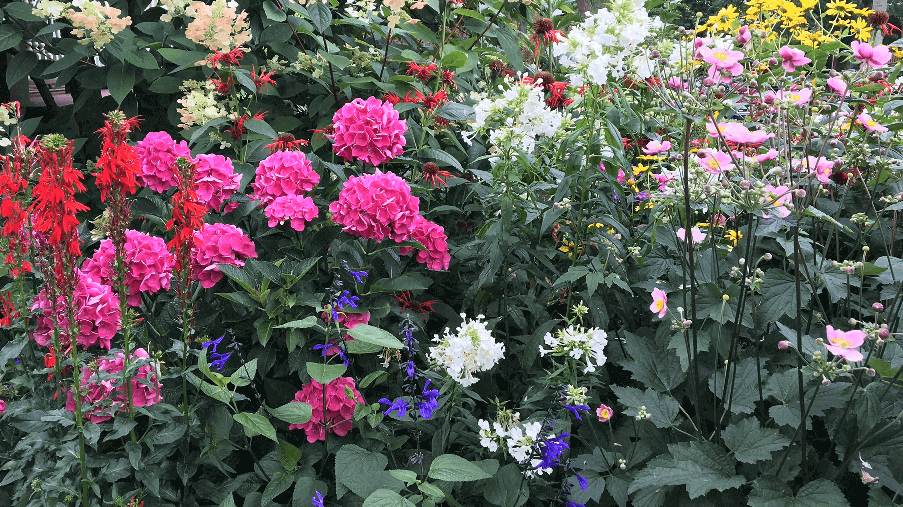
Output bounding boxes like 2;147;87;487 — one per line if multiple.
421;90;448;111
0;136;33;277
29;136;89;260
264;133;310;154
393;291;438;320
210;75;234;95
383;93;401;105
166;159;207;275
441;69;457;89
530;17;563;58
224;111;267;142
205;47;245;68
406;62;437;83
251;66;277;91
0;291;19;327
93;112;142;202
421;162;452;188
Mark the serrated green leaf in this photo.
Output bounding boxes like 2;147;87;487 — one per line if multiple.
0;25;23;52
157;48;208;66
758;269;812;323
610;385;679;429
428;454;492;481
308;2;332;33
306;362;347;384
244;118;279;139
262;471;294;507
6;51;38;88
435;102;474;121
275;316;320;329
233;413;278;441
347;324;404;349
440;50;467;68
220;493;237;507
628;441;744;499
491;25;523;71
363;489;417;507
269;401;312;425
722;417;790;464
622;331;685;392
335;444;403;498
868;357;896;377
748;476;850;507
708;357;763;415
388;469;417;485
263;0;287;21
230;358;257;387
418;481;446;499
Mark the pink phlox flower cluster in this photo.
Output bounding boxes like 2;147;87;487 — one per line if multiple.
765;88;813;105
761;184;792;219
825;325;866;362
289;376;365;443
190;223;258;288
331;97;408;166
32;270;120;350
265;195;319;231
399;215;451;271
193;154;242;212
696;149;735;174
329;169;420;242
81;230;175;307
251;150;320;205
779;46;811;72
851;41;892;68
857;112;888;133
135;131;190;193
707;122;774;144
793;156;833;183
66;347;161;423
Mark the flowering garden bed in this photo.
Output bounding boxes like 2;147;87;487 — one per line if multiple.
1;0;903;506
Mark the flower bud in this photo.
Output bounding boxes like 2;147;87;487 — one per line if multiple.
822;377;831;386
646;413;653;420
816;338;824;345
872;302;884;313
795;189;807;198
867;368;876;377
619;463;626;470
683;320;692;328
778;340;790;350
768;57;778;66
849;318;858;325
879;328;890;339
764;253;773;260
651;50;661;58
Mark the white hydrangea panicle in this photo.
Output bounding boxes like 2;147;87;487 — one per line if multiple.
429;314;505;386
540;325;609;372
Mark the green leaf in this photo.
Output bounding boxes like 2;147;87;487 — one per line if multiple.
335;444;404;498
388;470;418;485
263;0;287;21
748;477;850;507
261;24;294;44
0;25;23;52
233;413;278;441
157;48;208;66
440;50;467;68
418;481;446;500
491;25;523;71
0;336;26;371
308;2;332;33
363;489;417;507
758;269;811;323
435;102;474;121
275;316;320;329
148;76;182;93
122;48;159;70
347;324;404;349
5;2;42;21
420;148;463;171
230;358;258;387
306;362;347;384
104;417;137;442
722;417;790;464
868;357;896;378
220;493;237;507
428;454;493;481
107;64;135;105
244;118;279;139
372;274;430;291
621;331;685;392
610;385;679;429
269;401;313;425
6;51;38;87
553;266;590;287
262;471;295;507
628;441;745;499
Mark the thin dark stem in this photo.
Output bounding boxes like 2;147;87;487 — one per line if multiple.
681;118;702;435
793;226;808;476
775;382;820;476
467;2;505;51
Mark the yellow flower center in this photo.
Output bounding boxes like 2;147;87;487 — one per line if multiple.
713;50;728;61
600;409;611;418
707;159;721;169
830;337;851;348
790;93;801;101
655;300;664;311
867;120;877;127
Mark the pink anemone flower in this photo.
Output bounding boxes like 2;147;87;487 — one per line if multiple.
825;325;866;362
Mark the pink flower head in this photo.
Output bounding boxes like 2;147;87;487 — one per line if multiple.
712;214;727;227
135;131;190;193
289;376;365;443
190;223;258;288
642;140;672;155
858;113;888;133
825;325;866;362
677;227;706;244
697;149;735;174
81;230;175;307
779;46;811;72
31;271;120;350
766;88;812;106
754;149;780;163
251;151;320;205
331;97;408;166
706;122;774;144
265;195;319;231
0;399;5;414
653;172;674;190
827;76;848;97
761;184;792;218
617;168;627;184
596;404;613;422
698;46;744;69
328;169;421;242
66;347;161;422
851;41;892;68
793;156;834;182
667;77;687;90
650;288;667;318
193;154;241;212
707;61;743;83
736;25;751;45
398;216;451;271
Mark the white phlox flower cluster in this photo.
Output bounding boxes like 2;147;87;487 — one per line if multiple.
429;314;505;386
477;419;551;476
471;81;565;155
553;0;663;86
540;325;608;373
